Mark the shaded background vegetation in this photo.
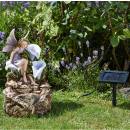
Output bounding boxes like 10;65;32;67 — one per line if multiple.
0;1;130;91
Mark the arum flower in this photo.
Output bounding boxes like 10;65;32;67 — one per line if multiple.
32;60;46;80
26;44;41;61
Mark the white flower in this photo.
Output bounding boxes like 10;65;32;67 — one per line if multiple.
32;60;46;80
80;53;83;57
78;41;81;48
93;55;98;60
101;45;104;51
26;44;41;61
93;50;98;56
87;56;92;63
86;40;90;48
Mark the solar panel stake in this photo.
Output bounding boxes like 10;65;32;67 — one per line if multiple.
99;70;129;107
112;84;116;106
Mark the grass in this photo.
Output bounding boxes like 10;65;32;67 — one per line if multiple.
1;90;130;130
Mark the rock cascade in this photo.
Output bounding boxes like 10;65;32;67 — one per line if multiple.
3;79;52;117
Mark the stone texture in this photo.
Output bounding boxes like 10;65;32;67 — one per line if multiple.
119;87;130;99
3;79;52;117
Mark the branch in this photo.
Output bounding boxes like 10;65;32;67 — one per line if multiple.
108;11;121;69
123;2;130;59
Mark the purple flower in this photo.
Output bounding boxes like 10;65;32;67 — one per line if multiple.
9;1;15;6
87;56;92;63
20;1;30;11
83;57;92;67
23;2;30;8
76;56;80;65
0;32;5;40
76;56;80;61
60;60;65;67
93;50;98;56
83;60;88;67
65;64;70;70
2;1;7;6
72;64;77;70
69;63;73;68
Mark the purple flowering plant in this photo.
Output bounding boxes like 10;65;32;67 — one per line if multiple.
23;2;30;9
0;32;5;40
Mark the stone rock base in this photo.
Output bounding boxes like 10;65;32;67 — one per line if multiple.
3;80;52;117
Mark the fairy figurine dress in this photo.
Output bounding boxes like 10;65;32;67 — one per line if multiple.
2;29;46;80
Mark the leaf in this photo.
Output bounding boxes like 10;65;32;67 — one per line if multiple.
84;26;92;32
66;14;70;20
64;1;71;4
78;33;83;38
123;28;130;38
118;35;126;40
70;30;76;34
110;35;120;48
84;32;87;37
102;25;107;29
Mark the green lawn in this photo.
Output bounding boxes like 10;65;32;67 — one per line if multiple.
1;90;130;130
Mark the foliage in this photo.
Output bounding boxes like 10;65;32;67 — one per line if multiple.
48;63;105;92
0;1;130;90
32;2;59;38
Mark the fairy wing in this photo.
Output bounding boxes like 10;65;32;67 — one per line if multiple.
2;29;17;53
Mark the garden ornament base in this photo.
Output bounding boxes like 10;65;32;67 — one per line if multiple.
3;74;52;117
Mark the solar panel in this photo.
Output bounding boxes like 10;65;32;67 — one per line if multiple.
99;70;129;84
